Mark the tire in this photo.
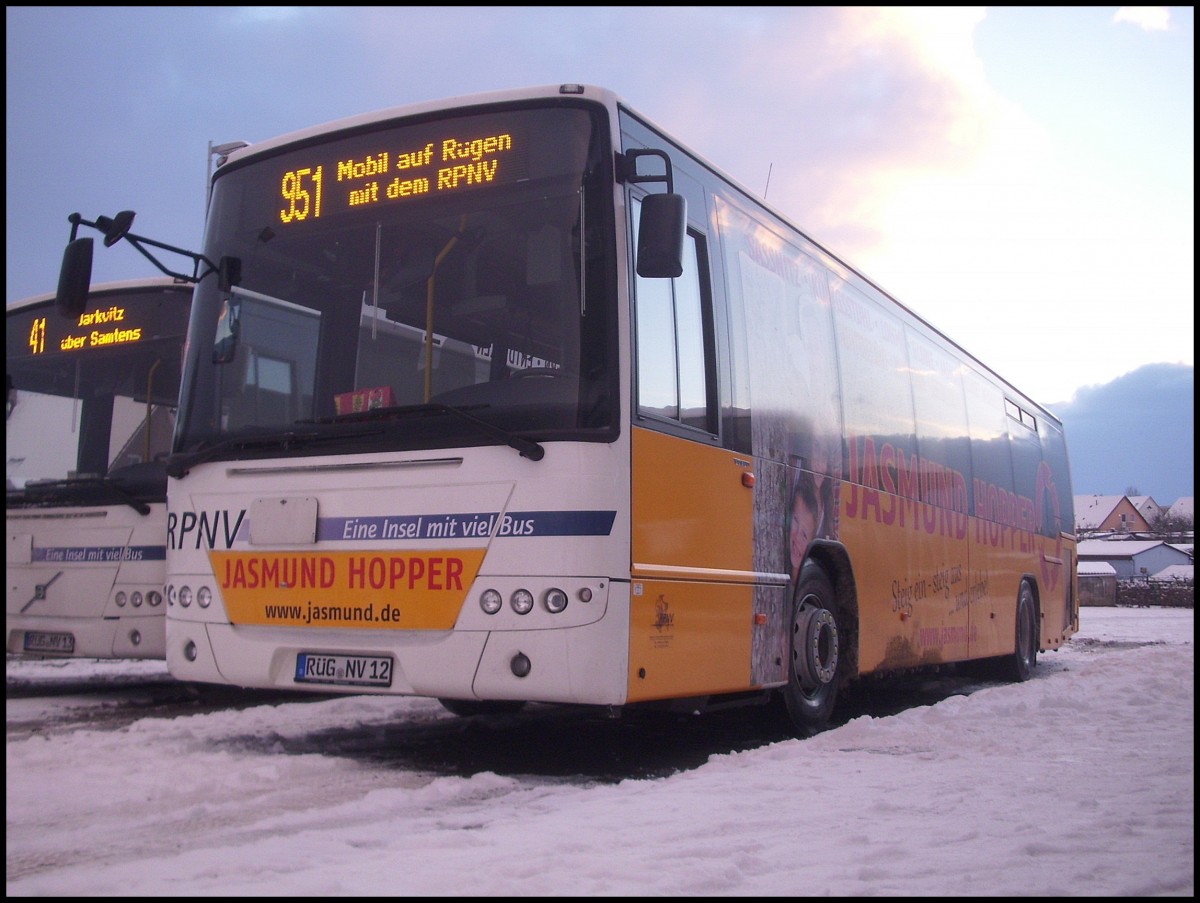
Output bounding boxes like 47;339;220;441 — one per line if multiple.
781;562;842;736
438;698;527;718
997;580;1038;682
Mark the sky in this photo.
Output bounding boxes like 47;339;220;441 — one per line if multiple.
5;605;1193;896
4;7;1194;408
1054;361;1193;501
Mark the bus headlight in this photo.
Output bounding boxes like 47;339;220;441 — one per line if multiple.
115;591;127;608
147;590;163;607
480;588;503;614
510;589;534;615
179;585;193;608
131;591;144;608
544;588;568;613
197;586;212;609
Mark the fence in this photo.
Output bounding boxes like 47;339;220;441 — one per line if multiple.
1114;579;1194;608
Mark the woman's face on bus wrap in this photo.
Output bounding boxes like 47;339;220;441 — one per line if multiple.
789;490;816;572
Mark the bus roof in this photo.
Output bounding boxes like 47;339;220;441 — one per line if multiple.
212;83;624;174
6;276;192;314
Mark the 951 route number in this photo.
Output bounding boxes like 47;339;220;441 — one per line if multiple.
294;652;393;687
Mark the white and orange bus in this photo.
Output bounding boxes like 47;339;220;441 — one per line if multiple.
6;278;192;659
58;84;1077;733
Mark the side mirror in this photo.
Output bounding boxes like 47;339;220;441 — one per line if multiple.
97;210;136;247
55;237;94;318
636;193;686;278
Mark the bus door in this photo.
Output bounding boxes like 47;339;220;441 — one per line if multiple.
628;200;757;703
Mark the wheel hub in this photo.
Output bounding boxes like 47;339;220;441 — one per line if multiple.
795;606;838;687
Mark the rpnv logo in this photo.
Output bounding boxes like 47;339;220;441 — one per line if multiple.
168;509;246;550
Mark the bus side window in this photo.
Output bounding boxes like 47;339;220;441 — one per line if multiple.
634;210;715;435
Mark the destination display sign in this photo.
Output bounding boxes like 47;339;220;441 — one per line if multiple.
6;290;190;360
278;129;526;227
232;106;602;232
274;124;530;228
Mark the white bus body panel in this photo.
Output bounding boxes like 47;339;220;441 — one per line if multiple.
166;442;632;704
6;505;167;659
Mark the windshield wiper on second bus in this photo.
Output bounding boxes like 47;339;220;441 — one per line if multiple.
14;476;153;516
322;402;545;461
164;425;386;479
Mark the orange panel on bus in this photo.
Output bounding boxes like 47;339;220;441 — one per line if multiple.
631;427;753;574
628;427;757;701
626;578;754;702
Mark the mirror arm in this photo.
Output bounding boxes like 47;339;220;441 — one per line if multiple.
123;234;218;284
616;149;675;194
65;212;220;285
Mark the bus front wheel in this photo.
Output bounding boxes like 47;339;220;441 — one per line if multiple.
781;562;842;736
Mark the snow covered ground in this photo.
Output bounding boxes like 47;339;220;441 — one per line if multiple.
6;605;1193;896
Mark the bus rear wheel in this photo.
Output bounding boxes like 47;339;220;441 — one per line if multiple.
998;580;1038;682
781;562;841;736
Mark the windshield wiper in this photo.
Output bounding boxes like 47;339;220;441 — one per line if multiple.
15;477;152;516
165;426;384;478
430;402;545;461
324;402;545;461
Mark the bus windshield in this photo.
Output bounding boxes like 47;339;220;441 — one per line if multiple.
6;281;190;503
176;102;619;460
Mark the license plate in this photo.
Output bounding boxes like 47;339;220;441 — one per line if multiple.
23;631;75;654
294;652;393;687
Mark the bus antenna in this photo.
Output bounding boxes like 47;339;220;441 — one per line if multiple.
763;163;773;200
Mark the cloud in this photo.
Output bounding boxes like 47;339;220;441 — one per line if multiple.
676;8;997;260
1112;7;1172;31
1051;363;1194;502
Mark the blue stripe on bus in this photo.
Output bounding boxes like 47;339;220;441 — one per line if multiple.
316;510;616;542
32;545;167;562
